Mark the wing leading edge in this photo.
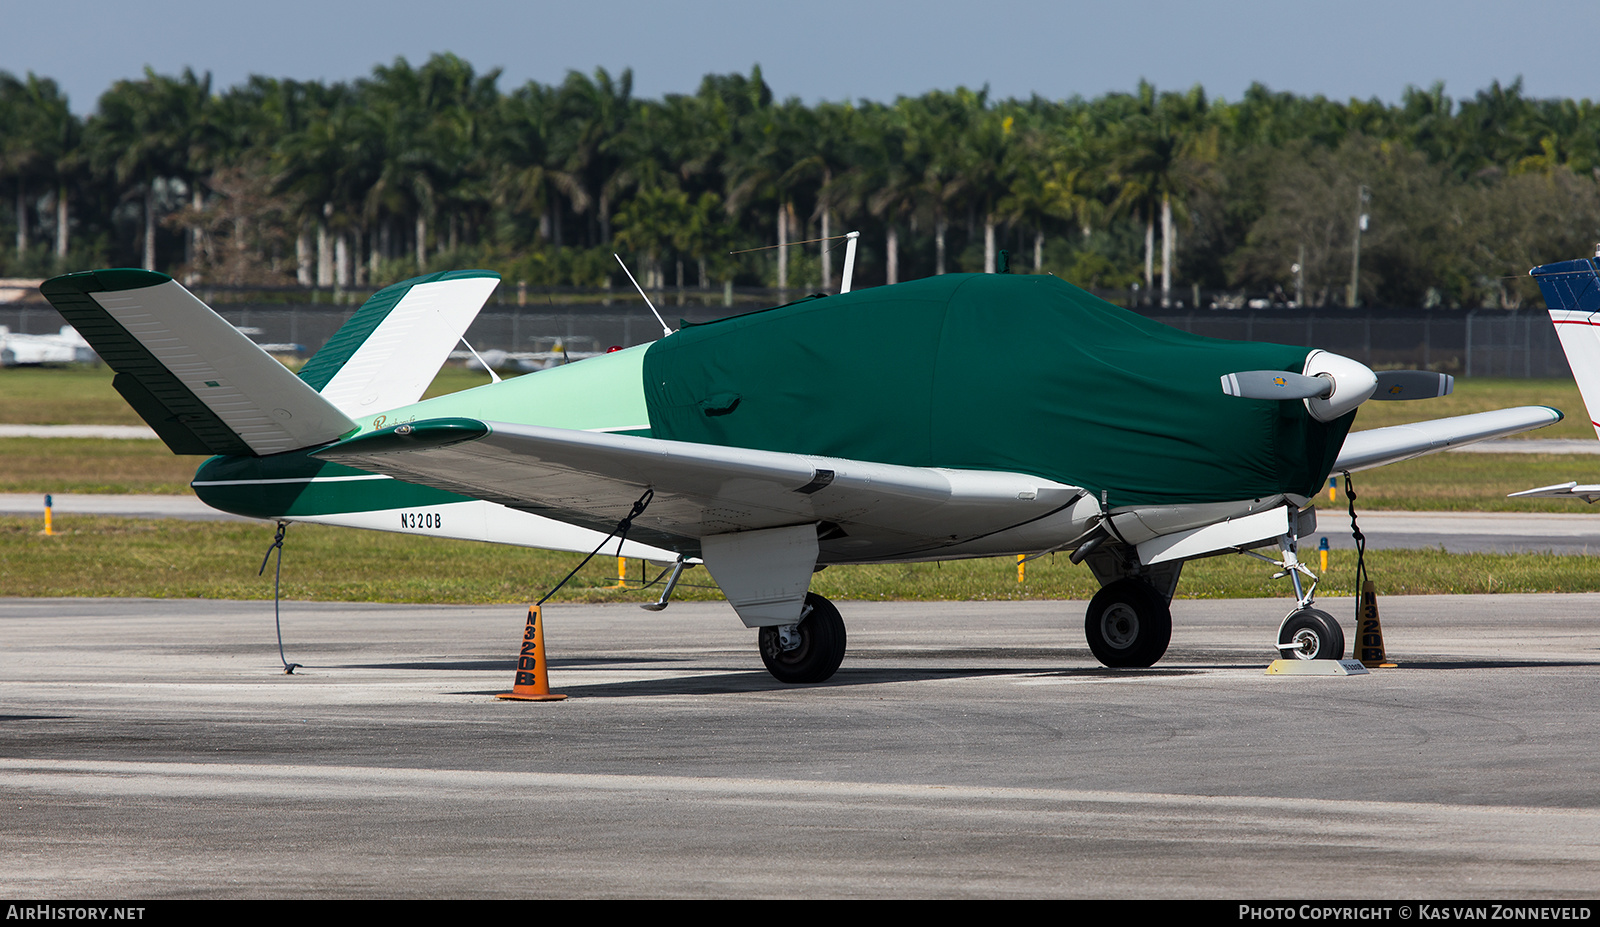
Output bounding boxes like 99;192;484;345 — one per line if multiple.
1332;406;1563;472
310;406;1561;563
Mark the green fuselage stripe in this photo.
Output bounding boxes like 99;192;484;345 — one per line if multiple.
193;342;654;520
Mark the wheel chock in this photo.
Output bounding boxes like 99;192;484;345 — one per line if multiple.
497;605;568;701
1356;580;1396;667
1266;658;1369;676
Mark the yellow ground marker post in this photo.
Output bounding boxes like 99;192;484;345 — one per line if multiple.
1016;554;1025;582
1328;477;1337;503
1356;580;1396;667
608;557;629;589
497;605;567;701
1318;536;1329;572
42;494;53;536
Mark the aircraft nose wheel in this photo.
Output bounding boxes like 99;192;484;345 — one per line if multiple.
1084;578;1172;667
758;592;847;683
1277;608;1345;660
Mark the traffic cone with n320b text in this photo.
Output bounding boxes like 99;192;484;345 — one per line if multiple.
497;605;567;701
1356;580;1396;668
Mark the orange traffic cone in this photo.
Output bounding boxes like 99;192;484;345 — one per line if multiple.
1356;580;1396;668
497;605;568;701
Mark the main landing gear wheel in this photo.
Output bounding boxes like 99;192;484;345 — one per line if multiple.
1278;608;1345;660
1084;578;1172;668
759;592;847;684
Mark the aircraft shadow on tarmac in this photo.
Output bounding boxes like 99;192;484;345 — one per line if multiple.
338;650;1594;696
341;653;1207;696
349;657;679;672
1383;658;1599;670
462;668;1037;697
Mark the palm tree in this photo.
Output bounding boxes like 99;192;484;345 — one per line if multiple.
855;105;920;284
87;70;193;270
996;109;1071;272
902;101;949;275
724;91;819;289
1106;83;1217;305
784;100;858;289
1034;110;1105;247
679;191;733;289
613;185;690;288
358;55;502;278
906;87;1014;275
245;77;349;284
549;67;635;247
0;73;80;267
273;88;376;287
495;81;562;247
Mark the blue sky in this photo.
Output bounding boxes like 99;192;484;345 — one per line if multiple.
6;0;1596;113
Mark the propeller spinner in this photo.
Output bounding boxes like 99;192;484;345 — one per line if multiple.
1221;350;1452;422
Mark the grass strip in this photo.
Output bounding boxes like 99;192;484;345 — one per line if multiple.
0;364;492;426
2;516;1596;604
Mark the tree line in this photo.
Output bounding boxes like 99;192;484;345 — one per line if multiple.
3;55;1598;308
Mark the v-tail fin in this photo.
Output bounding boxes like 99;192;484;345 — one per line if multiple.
40;269;357;457
296;270;499;424
1511;255;1600;502
1533;255;1600;439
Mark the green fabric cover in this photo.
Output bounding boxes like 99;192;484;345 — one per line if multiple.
642;273;1352;508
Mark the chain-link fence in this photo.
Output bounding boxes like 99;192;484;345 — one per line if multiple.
0;297;1574;378
1145;309;1570;378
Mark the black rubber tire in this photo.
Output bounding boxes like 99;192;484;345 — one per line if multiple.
1278;608;1345;660
759;592;847;683
1084;578;1172;668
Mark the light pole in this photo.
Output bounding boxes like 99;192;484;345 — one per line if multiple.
1347;184;1370;308
1293;242;1305;307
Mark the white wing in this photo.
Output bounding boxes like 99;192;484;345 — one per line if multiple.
312;418;1087;561
1334;406;1563;472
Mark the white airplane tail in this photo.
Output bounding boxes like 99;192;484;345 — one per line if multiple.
1508;254;1600;502
41;270;357;457
40;269;501;458
1533;254;1600;439
295;270;500;425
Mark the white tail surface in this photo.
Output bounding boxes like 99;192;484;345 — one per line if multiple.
42;270;357;456
300;272;500;421
1549;308;1600;440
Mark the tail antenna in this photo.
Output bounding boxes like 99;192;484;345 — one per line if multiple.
613;255;674;338
840;231;860;294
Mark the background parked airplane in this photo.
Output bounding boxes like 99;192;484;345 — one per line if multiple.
1510;251;1600;504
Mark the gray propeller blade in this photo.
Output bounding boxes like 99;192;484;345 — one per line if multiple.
1369;370;1453;400
1220;370;1333;400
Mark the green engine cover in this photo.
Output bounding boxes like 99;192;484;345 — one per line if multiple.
641;274;1351;508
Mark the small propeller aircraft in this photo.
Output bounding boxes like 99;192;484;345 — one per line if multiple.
0;324;94;366
1509;249;1600;504
40;263;1561;682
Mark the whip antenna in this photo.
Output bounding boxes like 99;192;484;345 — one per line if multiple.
613;254;673;338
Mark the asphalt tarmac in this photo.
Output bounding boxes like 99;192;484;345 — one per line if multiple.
4;595;1599;898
